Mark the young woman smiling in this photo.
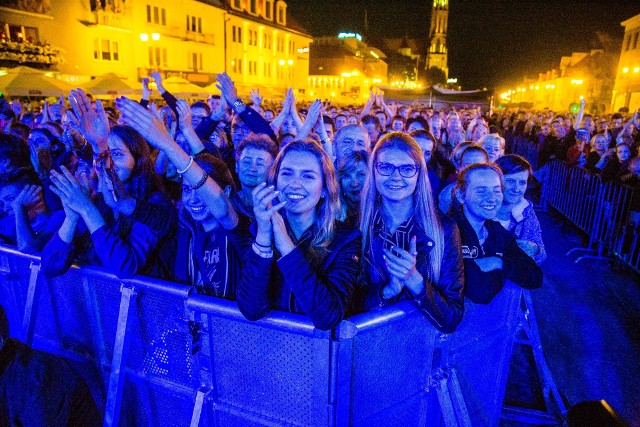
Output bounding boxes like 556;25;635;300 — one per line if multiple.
356;132;464;334
452;164;542;304
237;140;362;331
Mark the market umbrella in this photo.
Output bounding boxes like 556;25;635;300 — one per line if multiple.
81;72;140;98
0;66;74;97
155;77;211;99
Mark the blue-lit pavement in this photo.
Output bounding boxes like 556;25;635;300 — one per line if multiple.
525;211;640;425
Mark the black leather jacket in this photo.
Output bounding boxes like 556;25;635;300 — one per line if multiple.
354;212;465;334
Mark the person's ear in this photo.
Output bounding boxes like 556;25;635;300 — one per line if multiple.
224;185;232;197
454;187;465;205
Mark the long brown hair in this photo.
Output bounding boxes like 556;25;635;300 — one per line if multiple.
360;132;444;281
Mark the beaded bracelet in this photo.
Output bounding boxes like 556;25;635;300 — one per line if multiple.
191;170;209;190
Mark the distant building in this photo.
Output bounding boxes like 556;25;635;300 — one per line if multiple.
426;0;449;79
0;0;311;97
612;13;640;112
498;49;618;114
308;33;387;103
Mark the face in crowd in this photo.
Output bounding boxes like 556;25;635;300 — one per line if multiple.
333;125;370;164
457;167;504;224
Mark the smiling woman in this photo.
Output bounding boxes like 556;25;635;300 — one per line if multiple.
451;163;542;304
236;139;362;331
356;132;464;334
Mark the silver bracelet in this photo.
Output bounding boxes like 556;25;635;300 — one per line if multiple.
252;242;273;258
177;156;194;175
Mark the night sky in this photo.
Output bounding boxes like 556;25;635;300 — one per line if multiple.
287;0;640;90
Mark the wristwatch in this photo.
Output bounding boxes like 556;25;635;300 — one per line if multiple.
232;98;244;111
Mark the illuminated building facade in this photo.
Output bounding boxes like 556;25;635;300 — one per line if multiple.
308;33;387;103
0;0;311;97
426;0;448;79
498;49;617;114
612;13;640;112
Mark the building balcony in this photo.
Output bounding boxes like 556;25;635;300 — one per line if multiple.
95;10;131;30
185;31;215;45
0;40;64;69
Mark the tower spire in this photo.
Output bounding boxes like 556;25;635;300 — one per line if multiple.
426;0;449;79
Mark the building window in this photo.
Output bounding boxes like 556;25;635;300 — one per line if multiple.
187;16;202;33
233;0;241;9
190;52;203;71
250;0;256;14
265;1;272;19
148;5;166;25
277;6;284;24
2;23;38;43
238;28;242;43
232;26;236;42
148;46;167;67
625;34;632;51
634;32;639;50
93;39;120;61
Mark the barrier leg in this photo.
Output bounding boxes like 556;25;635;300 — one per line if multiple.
190;386;212;427
83;276;110;389
104;284;137;427
431;367;472;427
502;291;566;425
21;261;41;346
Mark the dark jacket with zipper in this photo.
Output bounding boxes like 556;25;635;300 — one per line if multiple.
453;211;542;304
236;221;361;331
354;212;465;334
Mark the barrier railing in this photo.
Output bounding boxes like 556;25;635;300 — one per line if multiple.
542;160;640;273
0;244;554;426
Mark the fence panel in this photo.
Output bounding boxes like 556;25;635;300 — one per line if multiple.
338;303;441;426
443;283;523;427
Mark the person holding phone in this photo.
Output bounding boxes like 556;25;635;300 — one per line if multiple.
355;132;464;334
236;139;361;331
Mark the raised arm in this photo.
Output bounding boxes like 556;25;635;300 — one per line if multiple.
116;97;238;230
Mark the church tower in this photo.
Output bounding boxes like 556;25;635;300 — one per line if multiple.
426;0;449;79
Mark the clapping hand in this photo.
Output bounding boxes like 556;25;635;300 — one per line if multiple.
150;71;165;94
215;72;239;104
49;166;94;219
116;97;174;151
11;185;44;213
252;182;287;247
249;88;263;107
382;236;423;297
142;78;151;99
176;99;193;130
68;89;109;151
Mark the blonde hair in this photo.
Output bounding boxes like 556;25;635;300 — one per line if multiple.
360;132;444;282
269;139;340;250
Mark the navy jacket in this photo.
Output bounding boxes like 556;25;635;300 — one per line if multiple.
355;212;465;334
453;212;543;304
236;221;362;331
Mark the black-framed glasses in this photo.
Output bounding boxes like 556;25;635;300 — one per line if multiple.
374;162;420;178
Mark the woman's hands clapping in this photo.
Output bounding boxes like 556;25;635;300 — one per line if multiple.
382;236;424;297
68;89;109;152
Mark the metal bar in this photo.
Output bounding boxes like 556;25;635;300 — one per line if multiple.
448;368;472;427
21;261;41;346
82;276;109;388
190;387;211;427
104;284;137;427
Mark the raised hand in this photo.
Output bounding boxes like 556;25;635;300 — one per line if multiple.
215;72;239;104
295;99;322;141
210;95;227;121
116;97;173;151
383;237;419;282
249;88;263;107
41;100;51;123
96;163;129;210
252;182;287;246
68;88;109;151
176;99;193;130
271;210;295;256
11;185;44;213
49;166;94;217
142;78;151;99
150;71;165;94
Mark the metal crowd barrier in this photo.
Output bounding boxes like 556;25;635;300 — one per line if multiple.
542;160;640;273
0;244;549;426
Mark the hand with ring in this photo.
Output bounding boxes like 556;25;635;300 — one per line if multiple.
382;236;424;295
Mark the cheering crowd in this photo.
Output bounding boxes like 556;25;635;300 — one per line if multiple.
10;71;640;337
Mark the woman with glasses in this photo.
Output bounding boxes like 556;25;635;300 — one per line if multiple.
356;132;464;334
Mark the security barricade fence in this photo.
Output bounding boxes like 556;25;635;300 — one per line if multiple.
541;160;640;273
0;244;561;426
